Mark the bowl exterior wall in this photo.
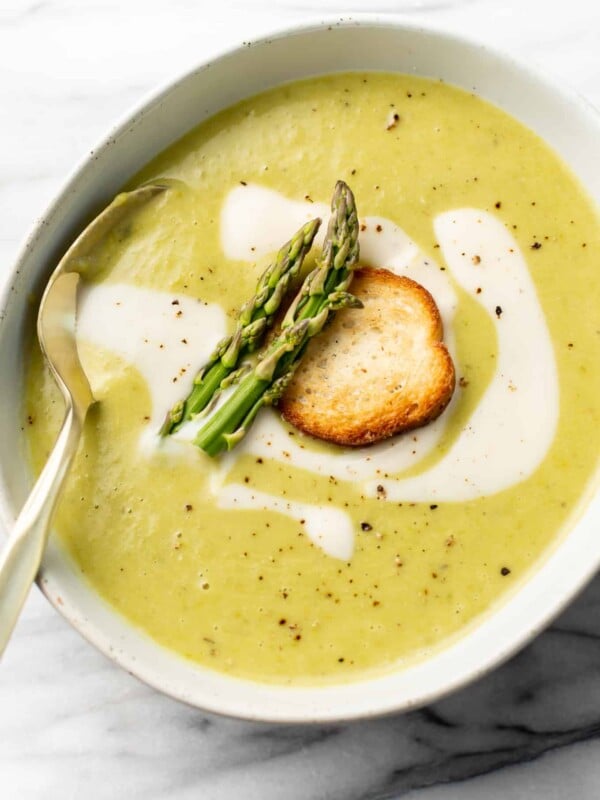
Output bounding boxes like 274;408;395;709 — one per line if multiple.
0;19;598;722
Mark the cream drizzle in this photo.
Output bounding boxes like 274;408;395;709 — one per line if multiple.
221;185;329;261
216;187;558;503
76;283;226;455
371;209;559;501
75;184;560;560
217;484;355;561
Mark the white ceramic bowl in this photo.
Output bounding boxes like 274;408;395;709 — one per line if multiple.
1;18;599;723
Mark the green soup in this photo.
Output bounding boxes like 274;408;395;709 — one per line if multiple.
25;73;600;684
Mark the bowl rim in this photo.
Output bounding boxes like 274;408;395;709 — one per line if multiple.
1;14;599;723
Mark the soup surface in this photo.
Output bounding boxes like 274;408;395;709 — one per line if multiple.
25;73;600;684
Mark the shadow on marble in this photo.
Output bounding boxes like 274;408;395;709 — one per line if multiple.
112;570;600;799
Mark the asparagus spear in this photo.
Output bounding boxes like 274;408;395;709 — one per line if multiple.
160;216;321;435
194;180;361;457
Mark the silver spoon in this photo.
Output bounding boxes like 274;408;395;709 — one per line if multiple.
0;183;167;655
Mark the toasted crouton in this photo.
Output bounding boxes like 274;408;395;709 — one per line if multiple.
279;267;455;446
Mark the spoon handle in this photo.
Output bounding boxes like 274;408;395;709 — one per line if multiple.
0;404;85;656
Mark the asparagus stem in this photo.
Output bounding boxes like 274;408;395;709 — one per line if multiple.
160;216;321;436
194;180;361;456
195;372;270;456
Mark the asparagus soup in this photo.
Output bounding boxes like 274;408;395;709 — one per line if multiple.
25;73;600;684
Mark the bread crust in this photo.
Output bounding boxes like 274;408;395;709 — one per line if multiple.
279;267;455;446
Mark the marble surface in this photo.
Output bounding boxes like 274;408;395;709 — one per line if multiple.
1;0;599;797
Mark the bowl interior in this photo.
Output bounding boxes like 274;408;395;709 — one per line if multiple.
1;19;599;722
